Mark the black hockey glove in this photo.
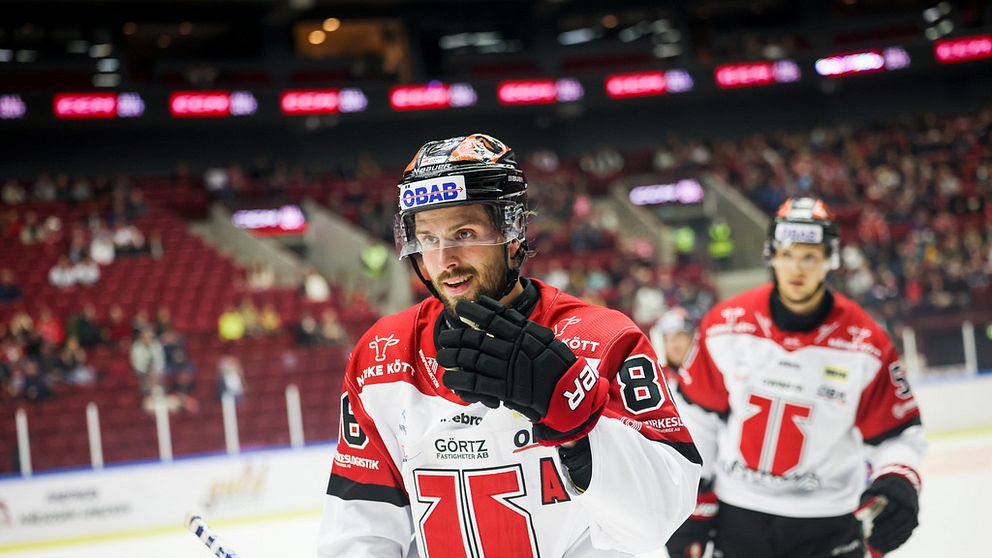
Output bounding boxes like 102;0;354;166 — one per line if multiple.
437;296;608;442
859;475;919;553
666;479;717;558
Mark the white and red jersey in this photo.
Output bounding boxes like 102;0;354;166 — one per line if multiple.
678;284;926;518
318;279;702;557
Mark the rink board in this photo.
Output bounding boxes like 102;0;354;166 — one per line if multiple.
0;444;333;551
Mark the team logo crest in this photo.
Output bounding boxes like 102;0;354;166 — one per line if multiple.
847;326;871;345
553;316;582;336
721;307;746;326
369;334;400;362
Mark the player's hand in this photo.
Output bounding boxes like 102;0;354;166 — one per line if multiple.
436;296;608;444
667;480;717;558
859;475;919;553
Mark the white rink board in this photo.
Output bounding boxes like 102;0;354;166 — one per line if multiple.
5;432;990;558
0;445;331;549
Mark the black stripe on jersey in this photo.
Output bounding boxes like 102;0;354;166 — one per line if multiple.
326;473;410;507
676;384;730;422
863;415;922;446
655;439;703;466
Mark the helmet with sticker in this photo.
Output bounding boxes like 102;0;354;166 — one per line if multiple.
764;197;840;270
393;133;528;260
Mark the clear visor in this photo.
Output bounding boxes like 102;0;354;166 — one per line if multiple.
394;202;526;259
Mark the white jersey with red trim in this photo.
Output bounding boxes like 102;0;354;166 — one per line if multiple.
318;279;702;557
678;284;926;518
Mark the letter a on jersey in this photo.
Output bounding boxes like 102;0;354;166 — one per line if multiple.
540;457;571;505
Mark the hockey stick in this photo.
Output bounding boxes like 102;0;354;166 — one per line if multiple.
185;512;242;558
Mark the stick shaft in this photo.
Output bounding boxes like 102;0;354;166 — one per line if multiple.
186;513;241;558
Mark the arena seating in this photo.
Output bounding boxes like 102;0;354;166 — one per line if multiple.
0;189;375;474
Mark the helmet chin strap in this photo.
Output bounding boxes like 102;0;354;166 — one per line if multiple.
497;241;524;299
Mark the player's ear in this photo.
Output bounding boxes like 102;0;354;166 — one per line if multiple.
507;239;521;261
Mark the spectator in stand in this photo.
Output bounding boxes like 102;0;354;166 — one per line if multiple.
301;267;330;302
112;220;145;256
132;308;153;339
319;308;347;345
106;304;131;349
238;298;263;337
218;305;246;342
89;220;116;265
58;336;95;385
12;360;54;402
35;307;65;347
19;211;44;245
49;256;76;289
1;180;26;205
259;303;282;334
130;327;165;396
148;230;164;259
0;269;22;302
168;351;199;413
161;327;185;369
154;305;174;336
36;341;62;381
216;355;245;404
72;256;101;287
69;177;93;204
8;311;35;343
67;303;105;348
107;196;130;228
247;261;275;291
40;216;64;249
67;226;89;263
160;328;197;412
293;311;321;346
204;166;232;199
32;173;57;201
127;188;148;217
1;209;19;240
53;174;71;201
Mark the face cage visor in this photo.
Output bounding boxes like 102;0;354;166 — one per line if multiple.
393;201;526;260
763;220;840;270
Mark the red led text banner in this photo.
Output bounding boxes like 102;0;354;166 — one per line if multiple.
934;35;992;64
53;93;145;119
280;88;369;115
231;205;307;236
814;47;910;77
389;83;477;111
714;60;800;89
169;91;258;118
604;70;694;99
496;79;584;105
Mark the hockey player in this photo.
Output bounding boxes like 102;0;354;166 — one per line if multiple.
667;198;926;558
318;133;702;557
649;308;695;390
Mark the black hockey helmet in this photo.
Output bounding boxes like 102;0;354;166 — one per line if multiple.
764;197;840;270
393;133;530;298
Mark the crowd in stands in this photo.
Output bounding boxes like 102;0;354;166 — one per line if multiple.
696;107;992;330
4;105;990;411
0;177;167;405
